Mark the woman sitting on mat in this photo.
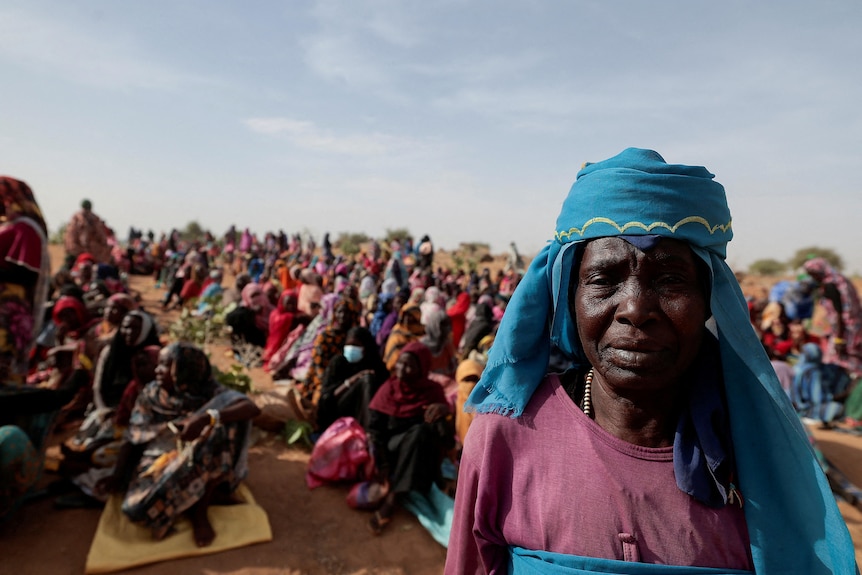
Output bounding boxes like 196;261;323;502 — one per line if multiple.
98;342;260;547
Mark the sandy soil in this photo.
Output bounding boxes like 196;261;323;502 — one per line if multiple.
1;246;861;574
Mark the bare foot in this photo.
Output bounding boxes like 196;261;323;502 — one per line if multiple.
190;507;216;547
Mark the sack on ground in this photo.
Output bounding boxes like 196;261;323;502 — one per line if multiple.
306;416;374;489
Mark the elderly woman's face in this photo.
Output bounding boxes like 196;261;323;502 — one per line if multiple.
573;237;708;394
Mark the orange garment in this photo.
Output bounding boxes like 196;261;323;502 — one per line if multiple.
279;266;299;292
454;358;484;444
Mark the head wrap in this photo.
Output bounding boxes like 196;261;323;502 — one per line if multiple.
52;295;89;329
369;292;394;337
0;176;47;234
332;297;360;330
94;311;159;409
107;292;138;315
369;341;446;418
467;148;854;573
165;342;215;397
380;278;398;296
263;290;299;367
398;303;425;336
803;257;838;284
421;308;451;354
409;287;425;305
73;253;96;274
124;310;157;347
241;283;264;308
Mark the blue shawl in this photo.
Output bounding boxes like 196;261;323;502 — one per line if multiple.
466;148;856;574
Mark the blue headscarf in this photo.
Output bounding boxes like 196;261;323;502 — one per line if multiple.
467;148;855;574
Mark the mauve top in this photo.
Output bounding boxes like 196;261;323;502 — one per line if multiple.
445;374;753;575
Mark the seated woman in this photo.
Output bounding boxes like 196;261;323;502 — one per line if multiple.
270;291;334;384
178;264;206;307
369;292;394;340
61;345;161;506
90;293;138;358
774;318;821;364
420;309;457;378
375;290;407;349
225;283;271;366
305;297;361;405
98;342;260;547
792;342;852;427
94;311;160;410
760;301;790;357
316;326;389;431
262;289;305;371
30;295;101;418
446;291;472;354
458;301;495;360
63;310;161;467
367;341;454;535
382;303;425;372
194;269;225;316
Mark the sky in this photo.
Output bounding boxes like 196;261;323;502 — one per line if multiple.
2;0;861;274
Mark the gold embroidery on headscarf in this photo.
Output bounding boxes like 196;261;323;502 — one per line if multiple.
555;215;733;242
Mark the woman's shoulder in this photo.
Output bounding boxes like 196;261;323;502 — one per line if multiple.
467;376;571;436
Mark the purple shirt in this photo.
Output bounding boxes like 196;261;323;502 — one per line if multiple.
446;375;753;574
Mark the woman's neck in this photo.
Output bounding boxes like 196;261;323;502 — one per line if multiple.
589;374;681;448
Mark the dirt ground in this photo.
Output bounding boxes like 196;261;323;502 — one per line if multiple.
2;246;862;574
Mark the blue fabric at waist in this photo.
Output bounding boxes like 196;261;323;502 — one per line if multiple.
509;547;754;575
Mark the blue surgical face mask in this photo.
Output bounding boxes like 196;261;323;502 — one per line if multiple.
343;345;364;364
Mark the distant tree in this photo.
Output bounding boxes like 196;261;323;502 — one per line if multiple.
335;232;370;256
748;258;787;276
183;220;207;242
50;223;67;245
384;228;412;247
788;246;844;272
458;242;491;256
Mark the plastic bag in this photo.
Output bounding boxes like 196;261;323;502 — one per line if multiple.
306;416;374;489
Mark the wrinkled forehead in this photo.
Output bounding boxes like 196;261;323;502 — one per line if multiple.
578;236;699;268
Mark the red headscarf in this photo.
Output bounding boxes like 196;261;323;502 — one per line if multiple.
369;341;447;418
447;291;472;349
52;295;90;332
73;252;96;272
263;289;298;366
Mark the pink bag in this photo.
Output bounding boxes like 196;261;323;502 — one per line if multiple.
305;417;375;489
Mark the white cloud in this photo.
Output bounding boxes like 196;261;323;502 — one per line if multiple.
299;33;389;89
243;117;430;158
0;8;213;91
